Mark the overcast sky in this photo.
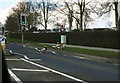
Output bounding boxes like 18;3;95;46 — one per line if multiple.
0;0;21;24
0;0;117;28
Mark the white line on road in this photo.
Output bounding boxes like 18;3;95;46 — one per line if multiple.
8;68;22;83
30;59;42;61
11;68;49;72
74;56;91;60
6;59;21;61
24;55;29;59
21;58;87;83
12;52;42;61
13;52;26;56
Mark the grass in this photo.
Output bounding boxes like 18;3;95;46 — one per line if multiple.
6;35;52;47
64;47;119;59
6;35;119;59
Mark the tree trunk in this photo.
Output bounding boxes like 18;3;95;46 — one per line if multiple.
45;20;47;32
114;2;118;30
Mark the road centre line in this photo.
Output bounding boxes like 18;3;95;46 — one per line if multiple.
11;68;49;72
21;58;87;83
8;68;22;83
29;59;42;61
74;56;92;60
13;52;26;57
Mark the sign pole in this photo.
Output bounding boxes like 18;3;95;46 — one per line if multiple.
20;13;26;44
22;25;24;44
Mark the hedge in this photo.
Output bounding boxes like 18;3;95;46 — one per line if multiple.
9;31;119;49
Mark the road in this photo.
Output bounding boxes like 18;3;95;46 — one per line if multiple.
5;43;119;83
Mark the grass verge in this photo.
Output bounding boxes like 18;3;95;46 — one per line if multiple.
6;36;119;59
64;47;119;59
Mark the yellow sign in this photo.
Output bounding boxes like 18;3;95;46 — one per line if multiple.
1;43;5;50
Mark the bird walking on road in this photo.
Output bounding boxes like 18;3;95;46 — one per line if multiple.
39;46;47;53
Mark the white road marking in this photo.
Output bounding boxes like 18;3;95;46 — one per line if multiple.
24;56;29;60
74;56;92;60
24;55;41;61
6;59;21;61
8;69;22;83
11;68;49;72
21;58;87;83
13;52;26;56
30;59;42;61
12;52;42;61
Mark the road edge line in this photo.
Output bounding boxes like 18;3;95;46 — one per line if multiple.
8;68;22;83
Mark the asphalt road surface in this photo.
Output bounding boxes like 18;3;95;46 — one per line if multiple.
5;43;119;83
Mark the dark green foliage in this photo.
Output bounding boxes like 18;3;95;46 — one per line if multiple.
9;31;119;49
5;14;20;32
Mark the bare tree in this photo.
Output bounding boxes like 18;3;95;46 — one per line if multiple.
42;0;49;32
32;0;56;32
57;0;95;31
95;0;119;30
78;0;85;31
64;1;73;31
